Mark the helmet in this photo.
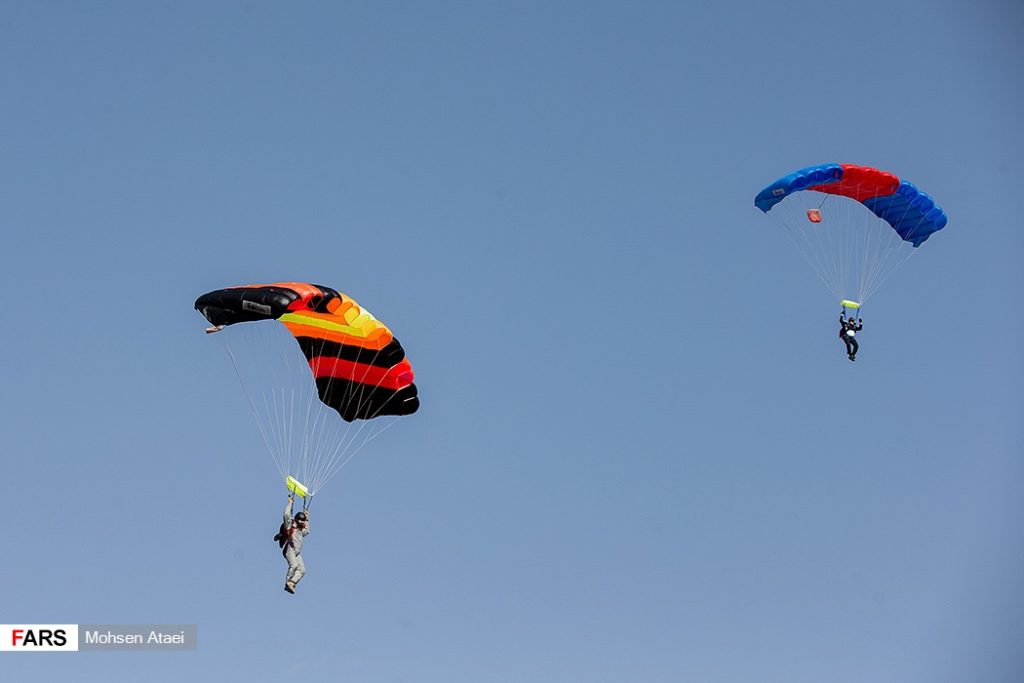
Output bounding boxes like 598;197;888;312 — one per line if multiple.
294;511;307;522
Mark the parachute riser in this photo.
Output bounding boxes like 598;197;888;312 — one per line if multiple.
286;475;312;512
840;300;861;318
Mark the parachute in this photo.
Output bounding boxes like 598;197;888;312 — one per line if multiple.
195;282;419;498
754;163;947;308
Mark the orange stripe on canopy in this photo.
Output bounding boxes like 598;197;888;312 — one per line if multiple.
281;321;394;351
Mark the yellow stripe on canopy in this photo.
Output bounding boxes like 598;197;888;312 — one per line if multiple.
279;311;388;339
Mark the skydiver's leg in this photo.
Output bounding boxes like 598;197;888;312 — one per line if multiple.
291;555;306;587
284;547;301;587
849;337;858;359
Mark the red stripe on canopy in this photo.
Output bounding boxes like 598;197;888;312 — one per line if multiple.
807;163;900;202
308;357;414;391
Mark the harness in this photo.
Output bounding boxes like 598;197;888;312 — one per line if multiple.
274;522;301;550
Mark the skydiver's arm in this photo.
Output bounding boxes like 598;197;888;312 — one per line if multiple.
284;497;293;525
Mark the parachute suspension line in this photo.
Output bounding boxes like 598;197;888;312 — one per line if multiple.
221;322;337;495
315;421;398;493
303;340;346;495
259;327;298;481
806;190;846;302
773;196;826;297
856;178;874;303
267;327;297;481
315;410;403;494
249;327;292;475
861;227;899;303
822;191;850;299
839;178;858;303
295;340;342;497
294;330;408;496
283;327;313;492
309;332;367;493
862;223;917;302
806;193;840;300
850;182;866;302
307;340;406;494
806;192;841;299
769;185;928;308
303;334;364;495
859;192;922;303
305;330;408;493
817;195;841;296
867;181;898;301
280;327;387;497
832;190;847;302
848;185;883;305
301;337;334;493
242;327;282;473
297;335;351;496
223;337;288;484
771;199;839;301
840;192;860;298
260;325;299;486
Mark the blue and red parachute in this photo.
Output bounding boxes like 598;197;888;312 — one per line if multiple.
754;163;947;306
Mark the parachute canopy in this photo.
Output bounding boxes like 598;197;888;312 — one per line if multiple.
195;282;419;422
755;163;947;247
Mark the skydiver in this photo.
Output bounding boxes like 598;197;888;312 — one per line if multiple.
839;312;863;361
281;493;310;594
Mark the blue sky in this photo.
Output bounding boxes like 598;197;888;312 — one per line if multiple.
2;1;1022;681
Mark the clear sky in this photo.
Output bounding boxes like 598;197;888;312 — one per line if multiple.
2;1;1022;681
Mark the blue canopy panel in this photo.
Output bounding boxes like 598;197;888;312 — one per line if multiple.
754;164;948;248
754;163;843;213
861;181;948;247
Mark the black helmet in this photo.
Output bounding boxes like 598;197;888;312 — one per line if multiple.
294;511;307;522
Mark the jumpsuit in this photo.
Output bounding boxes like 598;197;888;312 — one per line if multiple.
283;500;310;587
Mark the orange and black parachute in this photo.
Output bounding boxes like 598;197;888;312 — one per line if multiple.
195;282;419;422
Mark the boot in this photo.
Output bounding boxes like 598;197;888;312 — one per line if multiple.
284;581;295;594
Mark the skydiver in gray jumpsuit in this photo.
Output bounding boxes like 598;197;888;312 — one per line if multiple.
282;494;310;594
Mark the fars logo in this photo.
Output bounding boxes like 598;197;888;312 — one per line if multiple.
0;624;79;652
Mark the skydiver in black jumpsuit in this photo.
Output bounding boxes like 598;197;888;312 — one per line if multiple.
839;313;863;361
